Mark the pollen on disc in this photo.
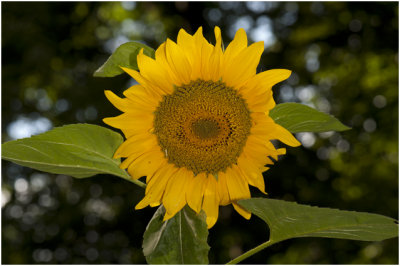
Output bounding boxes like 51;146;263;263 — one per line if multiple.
153;79;252;176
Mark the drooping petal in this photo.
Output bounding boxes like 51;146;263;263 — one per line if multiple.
135;163;178;210
225;165;251;201
237;153;267;194
216;171;231;206
263;116;301;147
163;167;192;220
232;202;251;219
186;173;208;213
202;176;220;229
244;135;275;165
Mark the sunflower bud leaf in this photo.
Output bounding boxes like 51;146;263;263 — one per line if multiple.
94;42;155;78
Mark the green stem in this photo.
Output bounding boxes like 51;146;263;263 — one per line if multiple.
226;240;276;265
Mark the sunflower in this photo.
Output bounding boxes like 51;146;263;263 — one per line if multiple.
103;27;301;228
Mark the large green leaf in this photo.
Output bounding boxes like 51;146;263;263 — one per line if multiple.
239;198;398;243
2;124;145;187
94;42;155;77
143;205;210;264
269;102;351;133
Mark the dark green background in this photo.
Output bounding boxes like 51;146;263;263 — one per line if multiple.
2;2;398;264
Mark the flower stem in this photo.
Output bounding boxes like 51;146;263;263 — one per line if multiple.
226;240;275;264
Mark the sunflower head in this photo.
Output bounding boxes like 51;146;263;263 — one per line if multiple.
103;27;300;228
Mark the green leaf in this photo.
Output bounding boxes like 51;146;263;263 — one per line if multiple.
94;42;155;77
143;205;210;264
269;102;351;133
239;198;398;243
2;124;145;188
229;198;398;264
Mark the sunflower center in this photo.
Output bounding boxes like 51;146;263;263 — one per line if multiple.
153;79;252;176
191;119;220;139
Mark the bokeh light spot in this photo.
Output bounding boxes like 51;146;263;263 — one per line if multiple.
296;132;316;148
372;95;387;108
2;188;12;207
349;19;362;32
363;118;377;132
14;178;29;193
7;116;53;140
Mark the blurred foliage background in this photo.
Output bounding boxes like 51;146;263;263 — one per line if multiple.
2;2;398;264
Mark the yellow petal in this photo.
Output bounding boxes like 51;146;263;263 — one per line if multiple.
120;67;163;98
240;69;291;113
135;196;152;210
135;163;178;210
249;112;275;135
186;172;207;213
202;176;220;229
155;42;181;85
271;123;301;147
223;28;247;65
127;149;167;180
121;66;148;85
103;111;153;128
165;39;191;85
225;165;250;201
189;27;206;79
246;92;276;113
242;135;274;166
199;40;214;81
277;148;286;155
222;41;264;88
237;154;266;194
150;202;161;207
250;113;300;147
207;28;223;82
216;171;231;206
120;146;161;169
123;85;161;111
113;133;158;158
214;26;222;49
104;90;134;112
177;28;197;67
241;69;292;95
162;167;192;220
232;202;251;219
137;49;174;94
